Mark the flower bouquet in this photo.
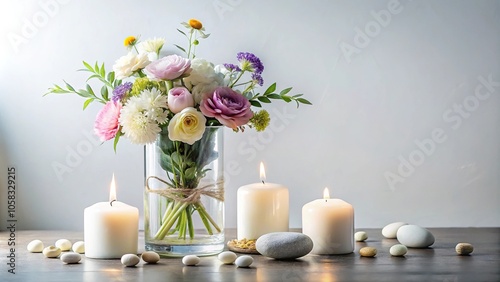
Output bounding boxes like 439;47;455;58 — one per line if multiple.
46;19;311;256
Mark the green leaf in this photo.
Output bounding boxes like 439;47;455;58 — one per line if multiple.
250;100;262;107
177;28;187;36
257;96;271;103
107;71;115;83
113;130;122;153
263;83;276;95
83;61;93;72
281;96;292;103
100;63;105;77
86;84;95;96
185;167;196;180
174;44;186;53
101;85;109;101
297;98;312;105
75;89;92;98
64;81;75;92
94;61;99;72
279;87;292;95
266;93;281;99
171;152;182;165
83;98;93;110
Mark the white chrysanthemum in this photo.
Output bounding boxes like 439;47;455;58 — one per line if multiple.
119;88;168;144
137;38;165;61
113;52;150;79
139;88;168;123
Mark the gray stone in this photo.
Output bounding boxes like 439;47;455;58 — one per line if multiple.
397;225;435;248
256;232;313;260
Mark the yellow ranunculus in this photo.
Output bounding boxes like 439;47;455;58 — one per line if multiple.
167;107;206;145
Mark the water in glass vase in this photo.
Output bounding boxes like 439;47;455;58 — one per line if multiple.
144;126;224;257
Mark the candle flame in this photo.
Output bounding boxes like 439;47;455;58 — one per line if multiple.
109;173;117;203
260;162;266;183
323;187;330;199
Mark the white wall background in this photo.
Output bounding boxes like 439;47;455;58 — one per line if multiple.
0;0;499;231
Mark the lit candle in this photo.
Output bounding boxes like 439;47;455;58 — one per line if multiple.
237;162;289;240
84;174;139;259
302;187;354;255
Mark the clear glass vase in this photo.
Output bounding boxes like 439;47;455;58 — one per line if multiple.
144;126;224;257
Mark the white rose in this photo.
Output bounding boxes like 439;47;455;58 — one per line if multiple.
113;52;150;79
191;81;219;104
137;38;165;61
184;58;222;87
167;107;207;145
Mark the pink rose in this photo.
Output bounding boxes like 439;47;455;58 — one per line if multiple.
168;87;195;114
94;101;122;141
145;54;191;80
200;87;253;129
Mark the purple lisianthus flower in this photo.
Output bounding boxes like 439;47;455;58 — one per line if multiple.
236;52;264;74
223;63;241;72
251;73;264;86
145;54;191;80
112;82;133;102
200;86;253;129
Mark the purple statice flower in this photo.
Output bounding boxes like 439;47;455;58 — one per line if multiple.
251;73;264;86
223;63;241;72
112;82;133;102
236;52;264;74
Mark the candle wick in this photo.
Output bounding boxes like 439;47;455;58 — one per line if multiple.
110;199;116;206
261;180;265;184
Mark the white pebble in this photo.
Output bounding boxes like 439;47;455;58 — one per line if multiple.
218;251;237;264
60;253;82;264
27;240;44;253
141;251;160;264
43;246;62;258
382;222;408;239
235;255;253;267
72;241;85;254
182;255;200;266
390;244;408;256
354;231;368;242
121;254;140;267
55;239;72;251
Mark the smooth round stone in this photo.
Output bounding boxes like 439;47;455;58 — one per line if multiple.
27;240;44;253
255;232;313;259
382;222;408;239
121;254;140;267
397;225;435;248
218;251;237;264
72;241;85;254
60;253;82;264
455;243;474;255
359;247;377;257
354;231;368;242
389;244;408;256
43;246;62;258
182;255;200;266
141;251;160;264
235;255;253;267
55;239;72;251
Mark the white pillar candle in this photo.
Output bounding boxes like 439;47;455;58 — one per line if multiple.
84;174;139;259
302;187;354;255
237;162;289;240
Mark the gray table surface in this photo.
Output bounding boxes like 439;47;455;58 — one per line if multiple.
0;228;499;282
